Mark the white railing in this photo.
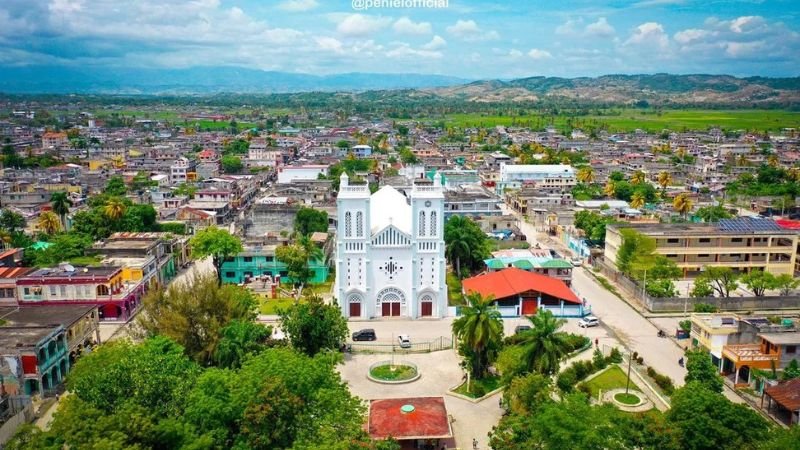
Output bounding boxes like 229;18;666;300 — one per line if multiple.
340;185;368;193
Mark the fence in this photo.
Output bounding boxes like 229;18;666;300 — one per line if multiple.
350;336;453;354
592;259;800;313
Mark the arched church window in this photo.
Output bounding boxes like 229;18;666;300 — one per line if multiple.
419;211;426;236
356;211;363;237
430;211;437;237
345;212;352;237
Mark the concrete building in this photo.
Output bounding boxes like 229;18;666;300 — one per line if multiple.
497;164;576;194
277;165;328;184
604;218;799;277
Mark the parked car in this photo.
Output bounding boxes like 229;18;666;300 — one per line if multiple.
397;334;411;348
570;256;583;266
514;325;532;334
578;316;600;328
352;329;376;341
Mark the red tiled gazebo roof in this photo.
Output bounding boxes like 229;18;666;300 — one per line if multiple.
765;378;800;412
368;397;452;440
462;267;580;304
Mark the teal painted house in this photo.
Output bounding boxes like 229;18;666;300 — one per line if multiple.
221;245;328;284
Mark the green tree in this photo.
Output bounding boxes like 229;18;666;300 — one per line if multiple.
519;310;572;375
695;205;733;223
0;209;25;232
503;373;553;415
684;349;724;393
277;295;349;356
774;273;800;295
221;154;243;173
49;192;72;229
275;242;311;284
444;215;491;278
691;277;715;298
615;228;657;275
103;176;127;196
294;207;329;235
37;211;61;235
103;197;127;221
666;382;770;450
699;267;739;298
239;377;303;449
213;320;272;369
452;292;504;378
573;210;614;242
189;226;243;285
740;269;778;297
137;272;257;364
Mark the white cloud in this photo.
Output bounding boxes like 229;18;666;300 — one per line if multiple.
508;49;523;58
393;17;431;35
48;0;84;14
633;0;686;7
674;28;713;45
385;43;442;59
728;16;767;34
422;35;447;50
725;41;766;57
625;22;669;49
336;14;392;37
446;19;499;41
277;0;318;12
315;37;344;54
585;18;615;37
528;48;552;60
556;18;582;36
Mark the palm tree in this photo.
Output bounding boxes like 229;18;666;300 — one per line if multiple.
630;192;646;209
576;167;595;184
297;233;324;284
736;154;750;167
673;193;694;219
767;154;780;167
519;310;571;375
444;215;480;278
50;192;72;230
603;181;616;199
0;230;12;250
38;211;61;235
630;170;646;185
657;171;672;191
452;292;503;378
103;198;127;221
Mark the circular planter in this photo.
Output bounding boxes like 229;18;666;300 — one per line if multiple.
367;361;421;384
613;392;643;406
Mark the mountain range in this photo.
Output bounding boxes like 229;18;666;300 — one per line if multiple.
1;66;799;106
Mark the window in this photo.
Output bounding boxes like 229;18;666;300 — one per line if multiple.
699;238;711;243
698;254;710;258
60;285;67;297
49;285;57;296
731;238;743;243
265;256;274;262
344;212;352;237
419;211;426;236
356;211;363;237
430;211;437;237
243;256;253;263
786;345;797;354
225;272;235;278
667;238;679;244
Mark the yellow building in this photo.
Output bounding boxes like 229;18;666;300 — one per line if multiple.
605;218;798;278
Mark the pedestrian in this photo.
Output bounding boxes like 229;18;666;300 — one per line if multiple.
473;438;478;450
594;338;599;348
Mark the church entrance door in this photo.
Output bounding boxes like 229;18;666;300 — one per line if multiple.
349;302;361;317
421;301;433;316
381;302;400;316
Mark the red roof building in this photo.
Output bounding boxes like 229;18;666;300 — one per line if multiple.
368;397;454;448
462;267;585;317
763;378;800;426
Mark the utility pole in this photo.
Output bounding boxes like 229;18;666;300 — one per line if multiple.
625;351;633;395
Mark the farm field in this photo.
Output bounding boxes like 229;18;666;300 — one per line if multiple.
442;109;800;132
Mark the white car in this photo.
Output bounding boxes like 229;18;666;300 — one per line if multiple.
397;334;412;349
578;316;600;328
570;256;583;267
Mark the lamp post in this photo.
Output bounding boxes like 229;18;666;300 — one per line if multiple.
625;350;633;395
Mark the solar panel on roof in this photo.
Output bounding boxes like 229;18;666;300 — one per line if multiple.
718;218;782;232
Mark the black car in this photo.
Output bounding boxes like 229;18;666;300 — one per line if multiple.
352;329;377;341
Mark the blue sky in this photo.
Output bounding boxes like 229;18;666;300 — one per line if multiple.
0;0;798;78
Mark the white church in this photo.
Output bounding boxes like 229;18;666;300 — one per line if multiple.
334;172;447;319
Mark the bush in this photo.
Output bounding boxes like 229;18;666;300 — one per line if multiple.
557;369;577;393
592;349;608;370
694;303;718;313
157;222;187;235
646;366;675;395
679;320;692;332
608;347;623;364
576;383;592;397
563;334;591;353
637;356;644;365
573;360;594;380
632;351;639;360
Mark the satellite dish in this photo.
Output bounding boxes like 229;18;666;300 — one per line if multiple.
63;264;75;272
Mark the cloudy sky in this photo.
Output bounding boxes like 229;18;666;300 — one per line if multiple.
1;0;798;78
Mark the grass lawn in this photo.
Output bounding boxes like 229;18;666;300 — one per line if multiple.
369;364;417;381
614;392;642;405
260;296;301;315
581;365;641;398
452;375;502;398
305;280;333;296
491;240;531;250
446;271;464;306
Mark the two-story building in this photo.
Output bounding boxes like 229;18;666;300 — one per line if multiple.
496;164;576;195
169;157;197;184
220;245;329;285
15;265;144;321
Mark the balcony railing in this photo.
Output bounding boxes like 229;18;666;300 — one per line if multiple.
722;344;780;364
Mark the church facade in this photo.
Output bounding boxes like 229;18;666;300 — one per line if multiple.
334;173;447;319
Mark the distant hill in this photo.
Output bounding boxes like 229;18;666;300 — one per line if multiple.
0;66;469;94
0;68;798;106
421;74;800;106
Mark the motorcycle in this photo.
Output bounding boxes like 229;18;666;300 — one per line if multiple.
657;330;667;338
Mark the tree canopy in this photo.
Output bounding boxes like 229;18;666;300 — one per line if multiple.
294;207;329;236
277;295;349;357
189;226;243;285
444;215;491;278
